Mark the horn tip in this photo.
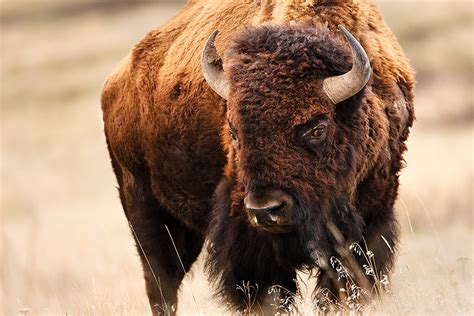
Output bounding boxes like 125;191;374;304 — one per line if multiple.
337;24;346;32
210;29;220;40
337;24;355;42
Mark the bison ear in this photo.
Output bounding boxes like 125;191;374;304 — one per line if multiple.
323;25;372;104
394;82;410;134
201;30;229;100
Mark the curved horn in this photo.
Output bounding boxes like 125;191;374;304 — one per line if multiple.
201;30;229;100
323;25;372;104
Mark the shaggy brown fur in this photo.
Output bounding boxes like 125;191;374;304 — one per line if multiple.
101;0;414;314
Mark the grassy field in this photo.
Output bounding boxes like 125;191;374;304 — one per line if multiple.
1;0;473;315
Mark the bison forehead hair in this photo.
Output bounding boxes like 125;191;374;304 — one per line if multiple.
225;25;352;111
221;24;383;198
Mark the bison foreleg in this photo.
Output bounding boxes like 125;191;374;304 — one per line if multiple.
119;169;203;315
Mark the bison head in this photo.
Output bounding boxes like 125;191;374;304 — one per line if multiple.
202;25;388;268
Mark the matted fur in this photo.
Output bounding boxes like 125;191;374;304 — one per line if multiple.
101;0;414;314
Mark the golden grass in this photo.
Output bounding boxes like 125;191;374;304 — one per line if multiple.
1;1;473;315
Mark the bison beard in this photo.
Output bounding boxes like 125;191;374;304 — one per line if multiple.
206;177;373;311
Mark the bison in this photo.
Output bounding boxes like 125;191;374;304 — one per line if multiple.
101;0;415;314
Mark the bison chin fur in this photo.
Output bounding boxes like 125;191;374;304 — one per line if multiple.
205;177;367;311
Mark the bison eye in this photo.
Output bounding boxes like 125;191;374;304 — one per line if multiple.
298;119;329;150
229;128;238;142
311;124;327;141
228;124;239;145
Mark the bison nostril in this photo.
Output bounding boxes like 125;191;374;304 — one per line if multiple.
244;190;294;227
266;202;285;214
246;202;285;225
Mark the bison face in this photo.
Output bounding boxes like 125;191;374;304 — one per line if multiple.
203;25;380;257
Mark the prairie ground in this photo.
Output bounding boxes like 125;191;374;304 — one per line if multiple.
1;0;473;315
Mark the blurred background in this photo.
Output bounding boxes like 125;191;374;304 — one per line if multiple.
1;0;472;314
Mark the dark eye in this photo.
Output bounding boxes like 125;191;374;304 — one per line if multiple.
228;122;239;145
311;124;327;141
296;116;329;151
300;121;329;150
229;128;238;142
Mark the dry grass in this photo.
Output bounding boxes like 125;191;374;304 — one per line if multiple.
1;0;473;315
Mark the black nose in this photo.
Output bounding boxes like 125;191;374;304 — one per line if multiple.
244;190;294;227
